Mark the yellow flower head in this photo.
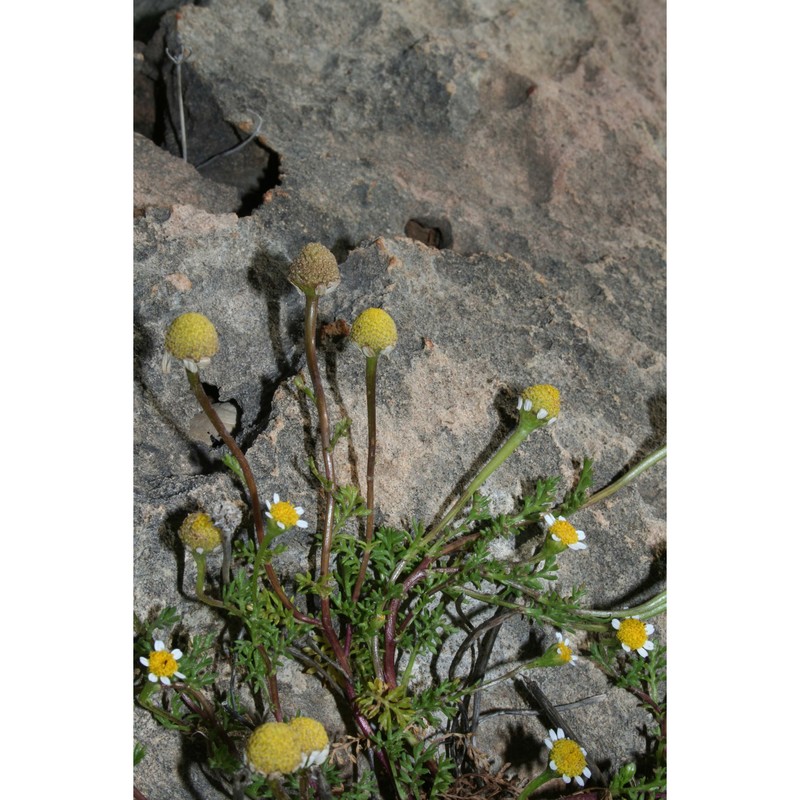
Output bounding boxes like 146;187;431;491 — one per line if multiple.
555;632;577;665
139;640;185;686
536;631;578;667
246;722;302;776
289;717;330;767
265;494;309;532
518;384;560;422
163;312;219;373
543;514;587;551
289;243;341;297
178;512;222;554
612;616;656;658
350;308;398;357
545;728;591;787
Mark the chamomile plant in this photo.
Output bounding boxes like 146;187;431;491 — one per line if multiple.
135;242;666;800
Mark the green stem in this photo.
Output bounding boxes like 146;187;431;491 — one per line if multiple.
191;551;228;610
400;640;422;687
137;684;190;731
387;420;543;589
428;424;535;542
570;589;667;624
578;445;666;510
449;586;526;610
466;656;552;694
251;533;274;605
186;369;316;625
517;769;559;800
352;355;379;604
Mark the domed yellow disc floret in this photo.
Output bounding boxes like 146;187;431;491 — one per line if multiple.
289;243;341;297
164;313;219;373
139;640;185;686
270;501;299;530
615;618;648;651
350;308;398;357
246;722;302;776
178;512;222;554
289;717;330;767
545;728;591;786
556;640;573;664
550;519;578;546
147;649;179;679
551;738;588;780
519;384;560;420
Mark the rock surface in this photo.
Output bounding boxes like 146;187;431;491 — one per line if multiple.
134;1;665;798
134;132;241;215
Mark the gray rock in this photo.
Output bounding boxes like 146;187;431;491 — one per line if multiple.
134;132;241;215
159;0;664;263
134;1;665;798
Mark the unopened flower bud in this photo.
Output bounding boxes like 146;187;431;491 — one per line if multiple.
289;243;341;297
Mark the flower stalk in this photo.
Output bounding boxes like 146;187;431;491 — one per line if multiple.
300;295;349;672
190;551;227;609
577;445;666;510
185;369;315;625
427;423;534;544
568;589;667;629
516;769;560;800
165;44;189;162
351;353;378;604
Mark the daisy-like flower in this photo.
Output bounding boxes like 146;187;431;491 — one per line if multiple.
555;632;578;666
265;494;309;532
517;384;560;427
544;728;591;787
162;312;219;374
535;631;579;667
543;513;587;550
612;616;655;657
139;640;185;686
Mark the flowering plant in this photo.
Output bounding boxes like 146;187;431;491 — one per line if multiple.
135;243;666;800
